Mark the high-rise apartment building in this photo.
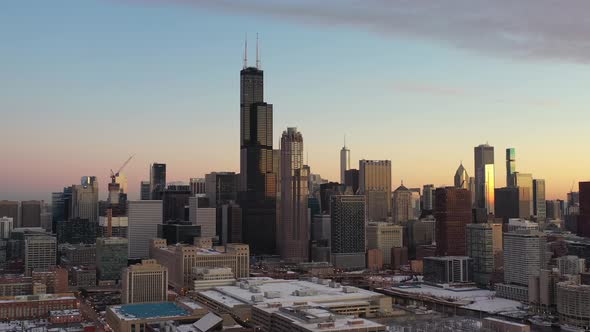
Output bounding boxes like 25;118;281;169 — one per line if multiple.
340;142;350;184
205;172;238;207
20;201;41;228
278;128;309;263
506;148;516;187
359;160;391;221
366;222;403;266
128;200;163;259
189;196;216;240
238;49;276;255
150;163;166;200
140;181;151;200
71;176;99;223
330;195;366;269
495;187;521;223
122;259;168;304
392;184;413;223
344;169;359;194
474;144;495;214
435;187;472;256
533;179;546;222
96;237;128;282
454;163;469;189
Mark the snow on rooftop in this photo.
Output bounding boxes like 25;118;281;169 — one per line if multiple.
391;284;522;314
199;279;382;308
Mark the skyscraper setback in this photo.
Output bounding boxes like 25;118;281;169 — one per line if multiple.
238;38;276;254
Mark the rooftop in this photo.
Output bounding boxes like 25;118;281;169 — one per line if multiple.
390;284;522;314
110;302;189;321
198;278;383;308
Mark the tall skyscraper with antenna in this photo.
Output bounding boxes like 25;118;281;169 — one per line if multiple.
340;136;350;184
239;34;277;254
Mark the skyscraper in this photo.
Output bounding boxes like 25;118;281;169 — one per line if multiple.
71;176;99;223
466;222;503;286
128;200;162;259
140;181;150;200
533;179;546;222
20;200;41;228
162;184;191;222
454;163;469;189
96;237;128;282
190;178;206;196
514;172;534;217
278;127;309;263
506;148;516;187
422;184;435;211
474;144;495;214
340;140;350;184
0;201;18;226
434;187;472;256
150;163;166;200
578;181;590;238
205;172;238;207
392;183;412;223
238;40;276;255
330;195;366;269
359;160;391;222
189;195;216;240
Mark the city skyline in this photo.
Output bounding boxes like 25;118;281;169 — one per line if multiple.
2;1;590;201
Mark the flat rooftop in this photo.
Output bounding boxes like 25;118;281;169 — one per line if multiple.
390;284;522;314
198;278;383;308
110;302;189;321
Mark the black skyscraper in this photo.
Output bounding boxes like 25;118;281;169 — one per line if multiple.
238;40;277;255
150;163;166;200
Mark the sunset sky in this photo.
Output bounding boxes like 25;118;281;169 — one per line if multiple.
2;0;590;201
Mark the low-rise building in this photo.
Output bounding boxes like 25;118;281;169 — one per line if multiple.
0;293;78;320
192;267;236;291
195;278;392;321
0;275;32;296
106;300;207;332
69;266;96;287
253;303;386;332
482;317;530;332
423;256;473;285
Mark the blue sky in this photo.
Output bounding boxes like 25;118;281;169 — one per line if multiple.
1;0;589;200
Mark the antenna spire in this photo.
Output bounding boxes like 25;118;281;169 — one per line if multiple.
344;134;347;148
243;33;248;69
256;33;260;69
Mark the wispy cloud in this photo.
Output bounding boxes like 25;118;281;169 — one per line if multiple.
128;0;590;64
392;80;560;108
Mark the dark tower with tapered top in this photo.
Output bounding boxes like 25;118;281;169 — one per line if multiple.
239;34;277;254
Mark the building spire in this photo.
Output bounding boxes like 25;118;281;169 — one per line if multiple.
243;33;248;69
256;33;260;69
344;134;347;149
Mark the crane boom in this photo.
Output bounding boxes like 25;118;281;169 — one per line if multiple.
115;154;135;176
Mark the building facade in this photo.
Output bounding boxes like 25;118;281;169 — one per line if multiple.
128;200;162;259
330;195;366;269
278;127;309;263
122;259;168;304
359;160;391;221
434;187;472;256
96;237;128;282
474;144;495;214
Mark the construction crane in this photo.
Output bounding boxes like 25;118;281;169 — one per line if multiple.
110;154;135;184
